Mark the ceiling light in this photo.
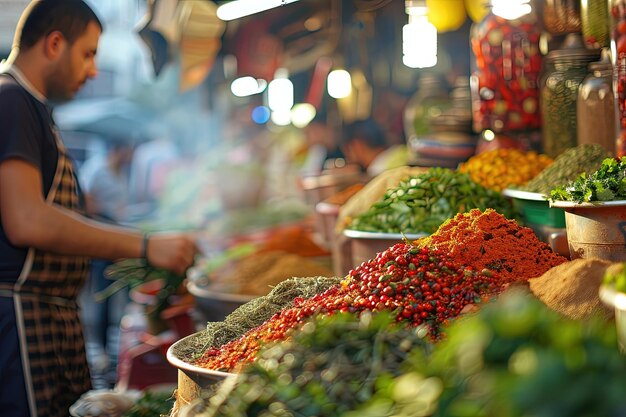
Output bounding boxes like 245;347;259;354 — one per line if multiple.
217;0;300;21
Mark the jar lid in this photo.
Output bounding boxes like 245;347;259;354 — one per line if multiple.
546;33;601;62
588;48;612;72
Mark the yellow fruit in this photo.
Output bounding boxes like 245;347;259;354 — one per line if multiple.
426;0;467;32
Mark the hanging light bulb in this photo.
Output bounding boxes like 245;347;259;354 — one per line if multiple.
327;69;352;99
491;0;532;20
267;68;294;112
403;0;437;69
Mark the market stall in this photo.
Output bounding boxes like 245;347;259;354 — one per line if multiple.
55;0;626;416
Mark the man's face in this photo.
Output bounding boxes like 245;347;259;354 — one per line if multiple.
48;21;100;102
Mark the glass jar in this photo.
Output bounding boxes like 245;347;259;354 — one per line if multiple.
542;0;582;35
581;0;610;48
541;34;601;157
577;49;616;154
470;4;543;133
609;0;626;156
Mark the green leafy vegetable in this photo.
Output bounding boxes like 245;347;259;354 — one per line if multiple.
349;167;517;234
550;157;626;202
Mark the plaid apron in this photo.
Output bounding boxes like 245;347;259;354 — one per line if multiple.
0;127;91;417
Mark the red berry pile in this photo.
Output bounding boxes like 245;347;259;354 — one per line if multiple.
195;244;510;372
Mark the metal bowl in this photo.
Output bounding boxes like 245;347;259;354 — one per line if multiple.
186;281;255;323
599;285;626;352
343;230;427;268
550;200;626;261
166;332;236;406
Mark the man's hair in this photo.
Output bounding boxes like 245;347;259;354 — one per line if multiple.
15;0;102;51
342;119;387;149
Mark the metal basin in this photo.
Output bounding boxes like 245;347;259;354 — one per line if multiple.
167;332;235;407
599;285;626;352
550;200;626;261
343;230;427;268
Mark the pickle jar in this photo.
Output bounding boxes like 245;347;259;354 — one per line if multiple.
542;0;582;35
577;49;616;154
609;0;626;156
581;0;610;48
541;33;600;157
470;2;543;133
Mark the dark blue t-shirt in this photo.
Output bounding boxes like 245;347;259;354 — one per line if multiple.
0;72;59;282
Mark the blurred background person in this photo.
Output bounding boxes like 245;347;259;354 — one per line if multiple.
78;139;136;388
341;118;408;177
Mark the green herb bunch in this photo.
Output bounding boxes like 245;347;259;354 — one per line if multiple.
349;167;516;234
550;157;626;202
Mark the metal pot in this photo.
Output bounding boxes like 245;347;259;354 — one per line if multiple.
550;200;626;261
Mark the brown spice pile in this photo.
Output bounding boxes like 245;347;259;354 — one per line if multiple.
212;250;333;296
323;184;365;206
418;208;567;281
257;227;329;257
529;258;614;320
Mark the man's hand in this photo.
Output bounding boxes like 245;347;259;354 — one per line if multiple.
145;233;198;276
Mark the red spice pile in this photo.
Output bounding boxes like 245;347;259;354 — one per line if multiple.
418;208;567;281
195;244;508;372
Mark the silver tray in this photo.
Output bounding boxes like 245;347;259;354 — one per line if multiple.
343;229;427;240
502;188;548;201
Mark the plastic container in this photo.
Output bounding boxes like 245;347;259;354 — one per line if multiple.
541;33;600;157
550;199;626;261
542;0;581;35
502;188;566;228
577;49;617;154
581;0;610;48
469;3;543;133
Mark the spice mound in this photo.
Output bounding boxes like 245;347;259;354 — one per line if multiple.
194;243;510;372
459;148;552;192
523;144;609;195
418;208;567;281
209;250;333;296
529;258;613;320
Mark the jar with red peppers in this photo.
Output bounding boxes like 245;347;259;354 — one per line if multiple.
542;0;582;35
610;0;626;156
581;0;610;49
541;34;600;157
470;4;543;134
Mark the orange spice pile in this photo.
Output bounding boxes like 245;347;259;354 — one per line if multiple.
417;209;567;281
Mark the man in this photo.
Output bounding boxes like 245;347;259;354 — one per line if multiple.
0;2;198;416
341;118;408;177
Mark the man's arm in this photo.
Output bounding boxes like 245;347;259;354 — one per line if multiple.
0;158;196;275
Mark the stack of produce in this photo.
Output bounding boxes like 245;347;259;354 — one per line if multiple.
347;167;515;234
193;210;562;372
194;243;508;372
523;144;609;195
418;209;567;281
459;148;553;191
550;156;626;202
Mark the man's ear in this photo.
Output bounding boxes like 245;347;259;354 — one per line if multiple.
42;30;66;60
